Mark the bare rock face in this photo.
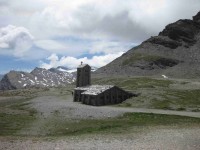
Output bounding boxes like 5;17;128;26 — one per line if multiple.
193;11;200;23
146;36;182;49
159;19;200;46
94;11;200;78
0;67;76;90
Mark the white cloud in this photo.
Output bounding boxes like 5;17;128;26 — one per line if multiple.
35;40;67;51
0;25;34;57
40;52;124;69
24;0;200;41
1;0;200;41
0;0;200;63
35;38;134;57
90;40;135;54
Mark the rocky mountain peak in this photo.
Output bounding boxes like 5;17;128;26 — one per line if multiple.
0;66;76;90
158;18;200;46
95;11;200;78
31;67;46;72
57;66;69;70
193;11;200;23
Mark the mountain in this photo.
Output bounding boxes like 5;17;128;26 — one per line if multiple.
91;66;98;72
95;11;200;78
0;74;3;80
0;67;76;90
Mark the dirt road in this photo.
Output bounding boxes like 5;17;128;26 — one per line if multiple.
1;127;200;150
29;95;200;119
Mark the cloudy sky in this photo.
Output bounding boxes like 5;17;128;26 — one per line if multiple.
0;0;200;74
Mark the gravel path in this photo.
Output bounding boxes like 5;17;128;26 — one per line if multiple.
29;95;200;119
1;127;200;150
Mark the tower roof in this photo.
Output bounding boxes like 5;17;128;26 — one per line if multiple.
77;64;90;68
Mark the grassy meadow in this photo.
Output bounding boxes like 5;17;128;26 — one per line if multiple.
92;77;200;111
0;77;200;137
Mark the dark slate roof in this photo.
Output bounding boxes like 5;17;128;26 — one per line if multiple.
75;85;114;95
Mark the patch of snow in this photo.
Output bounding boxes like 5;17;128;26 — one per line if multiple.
23;84;27;87
162;75;168;79
29;79;34;83
58;68;68;72
43;78;47;82
66;69;76;73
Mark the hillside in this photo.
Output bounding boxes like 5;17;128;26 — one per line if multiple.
0;74;3;80
95;11;200;78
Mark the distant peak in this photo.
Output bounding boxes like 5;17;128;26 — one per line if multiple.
57;66;69;70
34;67;46;70
193;11;200;23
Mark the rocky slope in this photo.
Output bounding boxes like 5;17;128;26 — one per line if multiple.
95;11;200;78
0;74;3;80
0;67;76;90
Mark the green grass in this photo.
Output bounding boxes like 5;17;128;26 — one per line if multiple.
0;84;200;137
122;53;162;66
39;113;200;136
93;77;200;111
152;99;172;110
92;77;173;90
160;89;200;109
0;113;36;136
0;98;37;136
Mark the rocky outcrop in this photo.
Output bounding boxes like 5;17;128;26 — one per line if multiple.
193;11;200;23
146;36;182;49
159;19;200;46
94;11;200;78
0;67;76;90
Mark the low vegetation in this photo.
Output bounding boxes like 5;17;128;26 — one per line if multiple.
93;77;200;111
1;107;200;137
0;99;37;136
0;77;200;137
92;77;173;90
43;113;200;137
122;53;162;66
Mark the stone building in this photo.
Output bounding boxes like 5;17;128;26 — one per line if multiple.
73;64;133;106
76;63;91;87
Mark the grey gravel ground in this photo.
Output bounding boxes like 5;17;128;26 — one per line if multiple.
29;95;200;119
0;127;200;150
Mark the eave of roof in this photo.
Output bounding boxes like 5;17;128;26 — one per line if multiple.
75;85;114;95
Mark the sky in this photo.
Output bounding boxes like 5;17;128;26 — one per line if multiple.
0;0;200;74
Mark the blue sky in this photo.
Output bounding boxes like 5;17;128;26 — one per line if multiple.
0;0;200;74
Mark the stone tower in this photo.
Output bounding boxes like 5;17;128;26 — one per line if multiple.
76;63;91;87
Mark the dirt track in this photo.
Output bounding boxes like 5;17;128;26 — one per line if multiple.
1;127;200;150
29;95;200;119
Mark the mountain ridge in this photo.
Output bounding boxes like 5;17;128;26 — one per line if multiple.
94;11;200;78
0;67;76;90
